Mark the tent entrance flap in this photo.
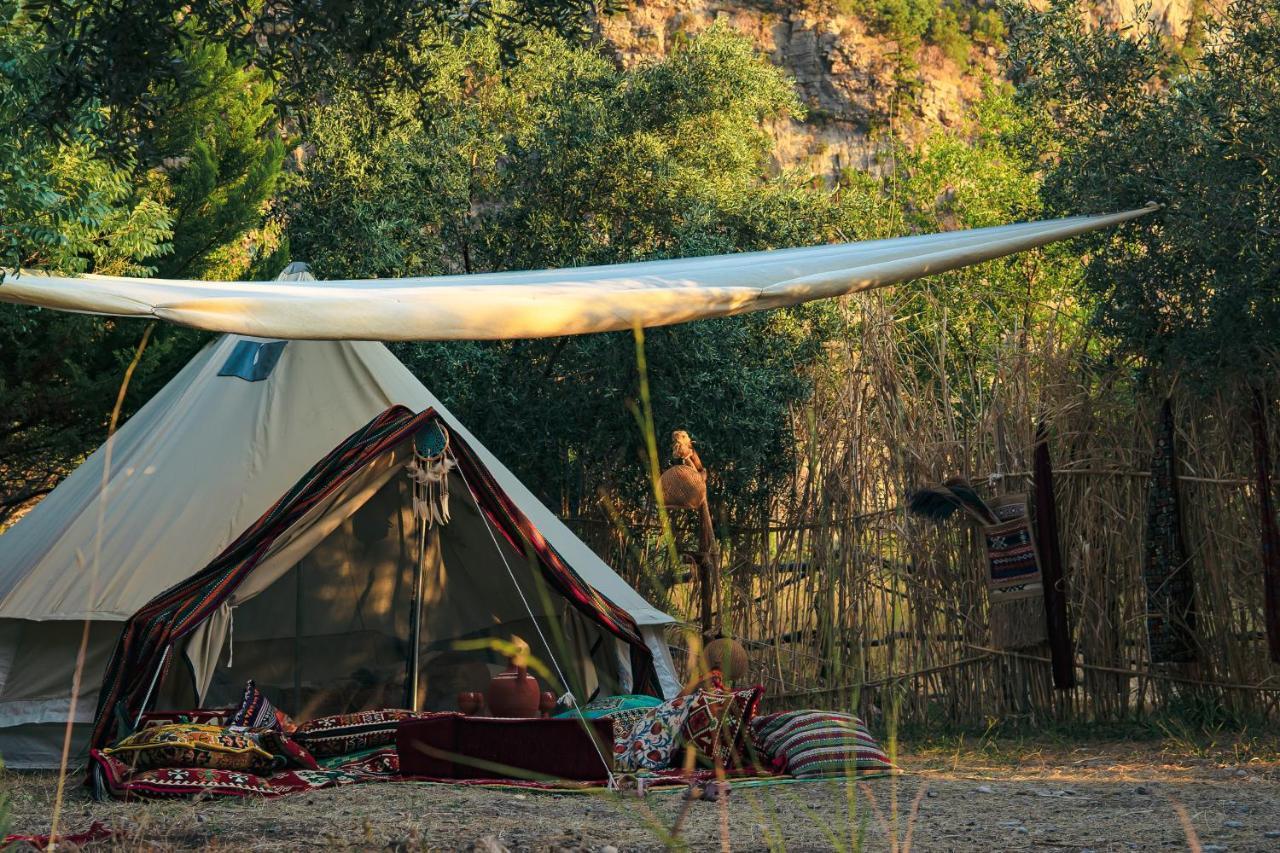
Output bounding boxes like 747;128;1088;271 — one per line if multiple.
192;467;620;721
86;406;665;752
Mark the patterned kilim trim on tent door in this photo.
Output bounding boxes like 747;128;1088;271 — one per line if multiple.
90;406;649;752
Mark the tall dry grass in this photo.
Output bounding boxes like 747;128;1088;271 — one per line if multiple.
579;290;1280;728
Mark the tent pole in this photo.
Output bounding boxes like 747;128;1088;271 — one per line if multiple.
134;646;170;729
406;515;427;711
293;563;302;714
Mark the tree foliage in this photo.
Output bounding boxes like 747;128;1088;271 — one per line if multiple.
0;5;171;275
863;89;1086;413
289;24;853;521
1005;0;1280;390
146;40;286;279
0;4;284;526
24;0;615;148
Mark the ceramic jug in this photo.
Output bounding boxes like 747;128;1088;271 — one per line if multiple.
486;659;540;717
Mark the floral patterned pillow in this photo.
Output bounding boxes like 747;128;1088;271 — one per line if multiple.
612;694;694;772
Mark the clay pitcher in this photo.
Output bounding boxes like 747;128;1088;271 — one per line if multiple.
457;691;484;715
486;660;540;717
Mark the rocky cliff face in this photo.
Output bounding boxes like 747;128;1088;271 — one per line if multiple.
599;0;1194;179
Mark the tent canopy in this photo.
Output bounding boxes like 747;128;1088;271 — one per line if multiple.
0;336;670;627
0;207;1156;341
0;333;678;767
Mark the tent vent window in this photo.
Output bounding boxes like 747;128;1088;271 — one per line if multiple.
218;341;287;382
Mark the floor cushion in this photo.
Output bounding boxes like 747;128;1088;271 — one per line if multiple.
102;723;281;773
681;685;764;769
553;694;664;746
230;679;296;733
553;694;662;720
256;730;320;770
396;714;616;780
89;747;401;800
613;694;695;772
751;711;895;778
293;709;430;758
98;762;278;798
137;709;229;729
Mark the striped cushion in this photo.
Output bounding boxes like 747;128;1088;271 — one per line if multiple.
751;711;894;778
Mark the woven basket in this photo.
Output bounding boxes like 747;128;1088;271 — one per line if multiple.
660;464;706;509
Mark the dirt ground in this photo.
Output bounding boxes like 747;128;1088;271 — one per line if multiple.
4;733;1279;851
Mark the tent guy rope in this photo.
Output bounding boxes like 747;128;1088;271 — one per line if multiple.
0;206;1158;341
447;445;619;787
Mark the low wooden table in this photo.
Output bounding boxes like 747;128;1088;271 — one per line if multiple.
396;714;615;781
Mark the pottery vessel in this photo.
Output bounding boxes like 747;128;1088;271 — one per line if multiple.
457;691;484;715
539;691;558;717
702;637;749;684
486;661;540;717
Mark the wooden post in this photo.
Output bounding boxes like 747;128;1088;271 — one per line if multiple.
405;518;428;710
697;500;719;637
1249;389;1280;663
659;429;717;637
1034;423;1076;689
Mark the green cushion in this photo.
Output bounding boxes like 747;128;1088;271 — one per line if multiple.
552;694;662;720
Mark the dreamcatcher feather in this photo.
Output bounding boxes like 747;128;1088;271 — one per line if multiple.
408;422;454;527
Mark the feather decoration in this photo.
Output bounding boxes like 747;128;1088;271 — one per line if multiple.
906;477;997;526
906;485;966;522
408;450;454;527
942;477;997;525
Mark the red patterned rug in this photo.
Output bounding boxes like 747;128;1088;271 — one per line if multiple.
88;748;772;800
3;820;122;849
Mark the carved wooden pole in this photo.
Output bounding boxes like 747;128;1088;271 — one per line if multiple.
659;430;718;638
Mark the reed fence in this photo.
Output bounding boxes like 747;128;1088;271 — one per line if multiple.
571;291;1280;728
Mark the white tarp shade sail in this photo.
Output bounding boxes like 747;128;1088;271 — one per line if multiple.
0;207;1155;341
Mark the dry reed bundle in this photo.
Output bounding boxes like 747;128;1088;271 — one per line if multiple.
572;286;1280;728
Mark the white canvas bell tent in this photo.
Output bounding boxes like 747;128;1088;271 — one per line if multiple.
0;333;678;769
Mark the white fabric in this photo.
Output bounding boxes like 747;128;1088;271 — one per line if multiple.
0;208;1155;341
0;336;671;626
643;626;682;699
614;637;635;695
0;329;677;765
182;444;411;701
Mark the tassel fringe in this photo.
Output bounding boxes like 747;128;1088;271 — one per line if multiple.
408;430;454;527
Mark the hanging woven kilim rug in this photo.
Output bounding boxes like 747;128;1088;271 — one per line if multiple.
983;494;1048;648
1143;399;1197;663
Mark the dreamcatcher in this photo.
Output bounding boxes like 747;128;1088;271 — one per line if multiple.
407;421;453;527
